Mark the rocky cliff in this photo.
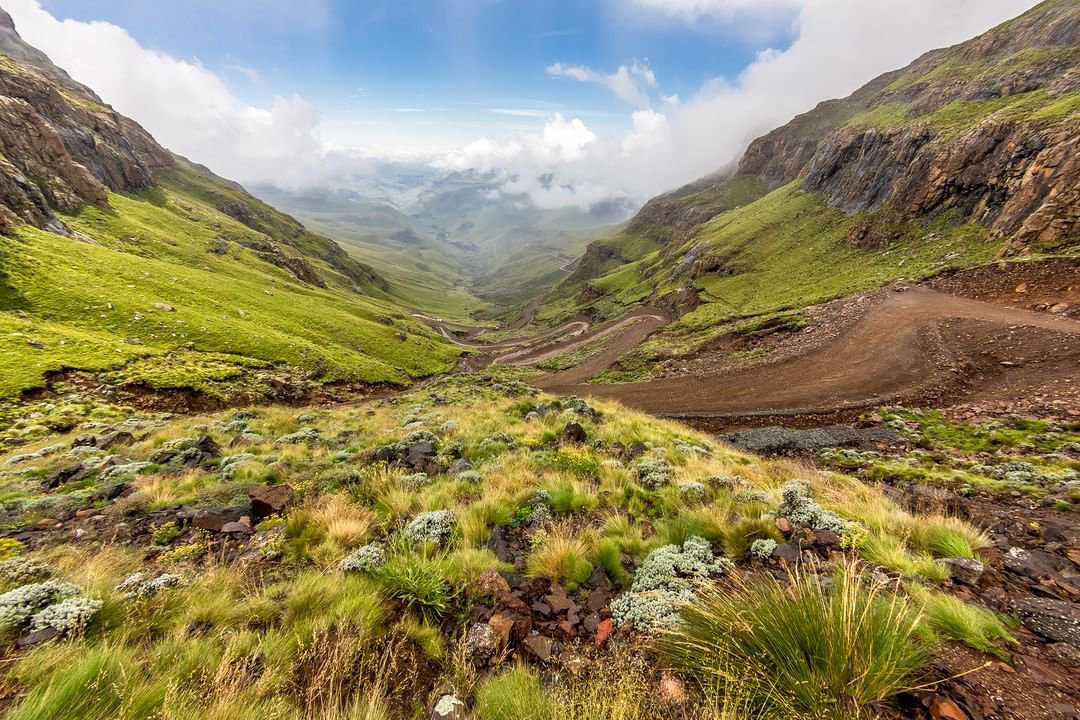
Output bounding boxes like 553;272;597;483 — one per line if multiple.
737;0;1080;253
0;9;173;233
631;0;1079;257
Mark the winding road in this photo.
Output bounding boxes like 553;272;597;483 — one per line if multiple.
418;284;1080;422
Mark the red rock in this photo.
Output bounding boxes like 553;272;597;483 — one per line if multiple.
930;697;969;720
557;620;576;639
487;613;514;647
659;671;687;704
776;517;793;534
248;484;294;518
595;618;614;647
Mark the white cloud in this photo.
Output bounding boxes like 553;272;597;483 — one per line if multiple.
547;61;658;107
4;0;329;185
632;0;807;19
622;109;669;153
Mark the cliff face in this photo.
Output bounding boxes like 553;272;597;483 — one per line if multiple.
0;9;173;232
733;0;1080;252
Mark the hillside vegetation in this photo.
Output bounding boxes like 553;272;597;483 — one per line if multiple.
0;372;1032;719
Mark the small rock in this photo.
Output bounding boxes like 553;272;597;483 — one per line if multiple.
98;431;135;449
465;623;499;665
1048;303;1070;314
448;458;472;475
561;422;588;444
221;521;254;535
1013;597;1080;646
776;517;793;534
942;557;985;586
773;543;800;564
524;633;554;662
595;618;614;647
16;627;58;648
152;303;176;312
487;613;515;648
1045;642;1080;668
474;569;511;598
929;696;969;720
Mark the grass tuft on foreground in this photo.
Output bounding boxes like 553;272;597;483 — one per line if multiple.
661;563;929;719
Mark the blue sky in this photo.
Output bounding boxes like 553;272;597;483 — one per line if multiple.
37;0;795;138
15;0;1040;204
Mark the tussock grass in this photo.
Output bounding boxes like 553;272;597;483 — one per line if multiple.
527;526;594;591
661;563;930;718
474;664;555;720
909;585;1017;659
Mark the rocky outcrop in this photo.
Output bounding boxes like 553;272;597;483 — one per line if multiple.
732;0;1080;252
0;10;173;233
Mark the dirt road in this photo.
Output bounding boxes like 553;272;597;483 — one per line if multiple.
419;280;1079;422
546;286;1079;417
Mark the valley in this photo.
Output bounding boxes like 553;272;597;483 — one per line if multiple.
0;2;1078;720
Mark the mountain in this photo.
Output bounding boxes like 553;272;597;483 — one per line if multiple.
0;10;459;403
547;0;1079;371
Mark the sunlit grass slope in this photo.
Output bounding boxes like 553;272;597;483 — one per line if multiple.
0;174;460;398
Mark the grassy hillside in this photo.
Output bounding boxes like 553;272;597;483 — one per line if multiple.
0;173;460;400
0;372;1035;719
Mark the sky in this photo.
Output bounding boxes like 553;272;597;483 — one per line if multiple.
6;0;1042;209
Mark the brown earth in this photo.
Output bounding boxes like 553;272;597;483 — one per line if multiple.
549;285;1080;418
421;259;1080;427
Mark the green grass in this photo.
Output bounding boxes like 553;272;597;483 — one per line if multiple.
910;586;1017;660
661;563;930;718
0;180;461;397
474;665;555;720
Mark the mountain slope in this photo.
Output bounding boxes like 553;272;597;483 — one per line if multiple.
544;0;1079;372
0;11;458;401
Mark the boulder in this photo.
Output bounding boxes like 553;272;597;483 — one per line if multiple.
1013;597;1080;646
249;484;294;518
98;431;135;449
561;422;588;444
943;557;985;586
192;506;249;533
405;442;436;471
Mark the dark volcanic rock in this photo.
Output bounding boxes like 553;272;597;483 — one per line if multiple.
561;422;588;444
720;424;901;456
1013;597;1080;646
